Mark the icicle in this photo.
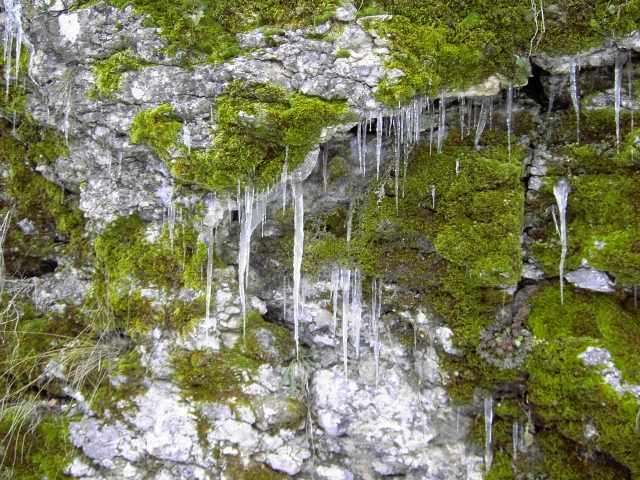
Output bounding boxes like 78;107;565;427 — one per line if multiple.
437;93;446;153
489;97;494;130
346;201;354;247
356;120;362;174
182;124;192;153
331;267;340;336
430;185;436;209
63;94;71;143
413;97;421;144
427;99;436;156
292;180;304;361
506;85;514;160
2;0;25;97
512;422;519;461
283;276;288;323
341;269;351;376
628;54;635;132
376;111;383;181
484;395;494;471
394;135;400;215
459;96;465;138
117;150;123;178
204;225;215;331
371;278;382;387
569;59;580;143
281;147;289;213
474;97;489;151
351;270;362;360
168;200;177;247
553;178;570;305
238;187;254;337
362;118;368;177
615;54;623;152
322;145;329;192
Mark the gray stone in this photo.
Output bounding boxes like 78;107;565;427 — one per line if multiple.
565;267;615;293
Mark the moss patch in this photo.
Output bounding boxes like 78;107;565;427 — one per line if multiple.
130;103;182;161
530;129;640;285
362;1;640;105
89;0;338;64
0;413;75;480
170;81;350;191
90;49;151;98
90;212;207;336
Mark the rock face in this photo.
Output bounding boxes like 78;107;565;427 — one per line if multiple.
2;1;640;480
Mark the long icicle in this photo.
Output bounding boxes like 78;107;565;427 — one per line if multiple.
569;58;580;143
506;85;514;160
376;111;383;181
484;395;494;471
474;97;489;150
437;93;447;153
238;186;254;338
342;269;351;376
553;178;570;305
292;180;305;361
615;54;623;152
205;224;216;331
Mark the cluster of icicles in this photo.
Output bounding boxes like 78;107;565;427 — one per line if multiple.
565;52;635;150
168;80;538;390
189;88;520;385
483;393;535;472
551;51;635;304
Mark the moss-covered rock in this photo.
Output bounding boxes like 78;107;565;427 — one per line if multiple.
0;413;75;480
129;103;183;161
170;81;351;192
90;49;151;98
172;311;294;403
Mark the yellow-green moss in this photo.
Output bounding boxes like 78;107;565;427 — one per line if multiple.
365;0;640;105
90;212;207;336
129;104;182;160
172;311;293;402
171;81;351;192
0;413;75;480
0;74;85;272
88;0;338;64
531;131;640;286
90;49;151;97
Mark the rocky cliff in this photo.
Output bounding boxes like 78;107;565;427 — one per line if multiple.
1;1;640;479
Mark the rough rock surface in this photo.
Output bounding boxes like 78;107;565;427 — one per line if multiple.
2;1;640;479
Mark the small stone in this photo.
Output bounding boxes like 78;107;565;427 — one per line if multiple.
565;268;615;293
335;2;357;22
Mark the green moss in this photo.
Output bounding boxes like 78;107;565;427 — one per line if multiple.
90;348;148;414
525;338;640;476
130;104;182;161
0;414;75;480
90;49;151;97
0;77;86;271
90;212;207;335
527;286;640;384
535;430;625;480
171;81;350;191
172;311;293;402
243;311;295;362
363;1;640;105
90;0;339;64
225;460;287;480
335;48;351;58
172;348;260;402
531;141;640;285
0;301;92;397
